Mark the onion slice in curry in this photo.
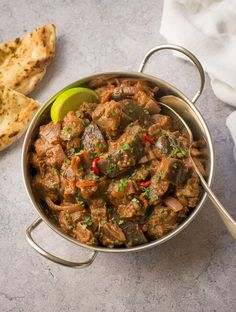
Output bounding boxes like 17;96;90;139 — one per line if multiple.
45;197;84;213
163;196;183;212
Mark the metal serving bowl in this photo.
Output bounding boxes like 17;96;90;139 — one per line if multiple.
22;45;214;268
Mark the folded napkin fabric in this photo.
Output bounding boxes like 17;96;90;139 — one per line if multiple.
160;0;236;107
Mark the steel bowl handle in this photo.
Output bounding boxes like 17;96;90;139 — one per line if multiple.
26;218;98;268
138;44;205;104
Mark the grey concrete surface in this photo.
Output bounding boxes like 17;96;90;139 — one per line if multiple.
0;1;235;311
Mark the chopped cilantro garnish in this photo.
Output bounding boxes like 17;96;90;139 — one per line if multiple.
84;217;92;226
65;158;71;165
107;206;113;213
77;189;82;197
129;108;134;113
81;224;87;230
172;163;178;169
51;212;58;222
100;220;107;225
76;198;85;207
163;132;188;159
94;142;106;151
176;150;186;158
132;198;141;206
162;147;169;154
144;109;150;115
118;219;124;225
91;236;98;245
98;143;107;150
53;168;60;177
106;163;116;174
120;142;130;151
142;186;151;199
151;194;159;202
156;170;163;182
61;127;72;139
88;172;99;180
149;209;155;217
111;109;116;116
114;240;124;245
64;126;71;132
71;151;81;156
65;213;76;230
118;178;128;192
82;120;89;127
76;111;82;118
69;224;76;230
184;172;192;180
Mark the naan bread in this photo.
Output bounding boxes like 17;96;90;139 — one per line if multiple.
0;24;56;95
0;86;40;151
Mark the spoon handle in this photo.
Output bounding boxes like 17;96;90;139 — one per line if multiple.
190;156;236;240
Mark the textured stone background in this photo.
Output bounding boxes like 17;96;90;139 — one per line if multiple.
0;1;235;311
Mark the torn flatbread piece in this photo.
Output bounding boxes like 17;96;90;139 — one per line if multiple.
0;24;56;95
0;86;39;151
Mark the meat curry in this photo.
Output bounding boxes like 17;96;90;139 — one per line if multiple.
30;78;206;248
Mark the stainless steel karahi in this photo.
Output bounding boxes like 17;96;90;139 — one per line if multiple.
22;44;214;268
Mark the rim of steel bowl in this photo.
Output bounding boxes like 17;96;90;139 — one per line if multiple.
22;45;214;268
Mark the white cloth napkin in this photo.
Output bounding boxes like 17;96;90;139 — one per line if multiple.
160;0;236;106
160;0;236;161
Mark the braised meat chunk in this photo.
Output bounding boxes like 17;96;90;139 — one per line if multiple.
30;78;205;248
92;100;122;138
120;220;147;247
97;125;145;177
147;205;179;239
159;158;185;186
82;122;107;155
39;121;61;144
99;222;126;247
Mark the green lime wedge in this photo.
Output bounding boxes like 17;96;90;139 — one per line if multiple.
50;87;98;122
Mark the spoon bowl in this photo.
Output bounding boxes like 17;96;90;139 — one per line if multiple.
159;102;236;240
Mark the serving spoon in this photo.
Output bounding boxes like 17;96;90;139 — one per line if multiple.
160;102;236;240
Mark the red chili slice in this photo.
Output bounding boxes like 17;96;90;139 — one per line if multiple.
143;135;155;144
140;181;151;188
92;157;100;175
